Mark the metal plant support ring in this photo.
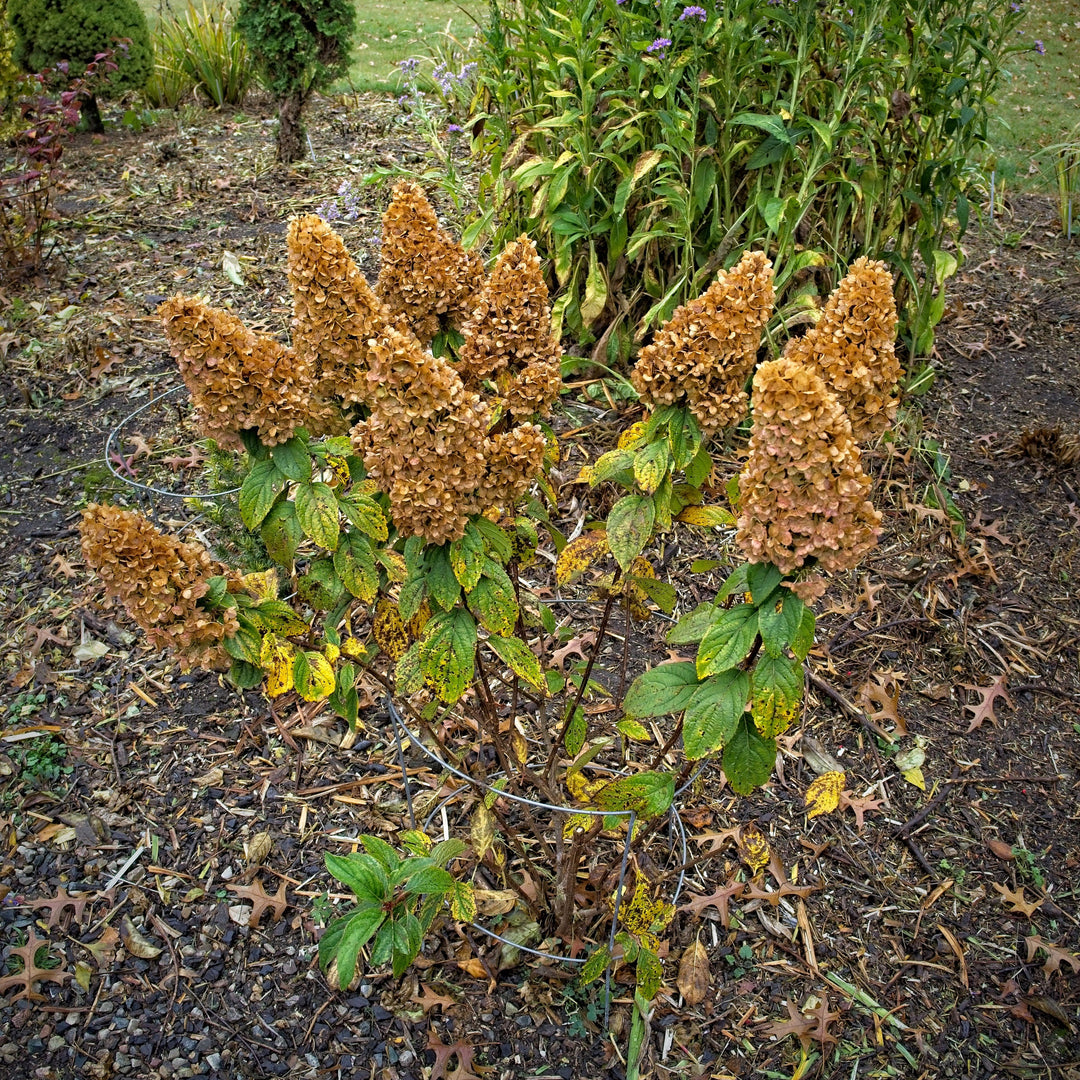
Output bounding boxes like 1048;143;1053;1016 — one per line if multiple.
384;695;688;1020
104;384;241;500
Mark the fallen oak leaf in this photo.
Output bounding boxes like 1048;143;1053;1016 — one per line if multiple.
808;994;841;1046
838;790;885;832
0;928;71;1001
1025;935;1080;978
426;1032;488;1080
225;877;288;928
677;880;745;927
763;999;816;1050
961;674;1013;733
993;882;1043;918
414;982;457;1014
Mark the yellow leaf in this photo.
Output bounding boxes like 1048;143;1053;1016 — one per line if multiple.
618;420;649;450
805;771;845;819
407;600;431;641
738;824;770;876
296;651;335;702
470;803;497;860
902;766;926;790
676;505;737;528
566;770;606;803
325;453;350;488
260;632;295;697
562;813;594;840
341;637;366;659
373;597;410;661
323;642;340;664
574;465;596;485
555;531;609;586
242;568;278;601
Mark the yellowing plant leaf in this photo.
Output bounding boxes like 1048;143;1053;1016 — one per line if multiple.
373;597;410;661
470;803;497;860
555;531;609;586
805;771;845;819
618;420;649;450
676;505;737;528
325;453;350;488
294;650;335;701
241;568;278;601
738;824;770;876
901;766;926;790
260;632;295;697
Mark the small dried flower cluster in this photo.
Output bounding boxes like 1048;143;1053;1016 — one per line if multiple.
631;251;775;435
458;236;562;419
287;214;408;406
159;296;314;449
781;256;900;442
736;357;881;577
80;504;238;671
375;179;485;345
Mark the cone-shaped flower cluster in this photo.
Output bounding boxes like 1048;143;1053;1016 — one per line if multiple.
631;251;775;436
159;296;315;449
350;324;548;545
80;504;238;671
736;357;881;575
457;236;562;419
781;257;899;442
287;214;410;406
375;180;486;346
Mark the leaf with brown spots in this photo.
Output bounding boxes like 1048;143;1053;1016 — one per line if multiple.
961;673;1013;732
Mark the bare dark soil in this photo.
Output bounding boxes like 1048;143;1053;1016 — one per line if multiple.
1;94;1079;1080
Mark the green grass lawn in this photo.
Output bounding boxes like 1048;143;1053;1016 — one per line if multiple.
987;0;1080;190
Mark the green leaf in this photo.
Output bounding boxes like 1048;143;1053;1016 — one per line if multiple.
334;530;378;603
270;434;311;482
427;546;462;612
223;622;262;665
418;609;477;704
633;441;670;494
430;838;467;867
297;559;343;610
668;408;703;470
684;444;711;488
607;494;655;571
395;641;424;694
564;708;586;757
716;564;750;603
321;905;385;989
260;501;303;565
474;516;512;562
790;606;816;662
227;659;263;690
749;652;803;738
369;922;394;967
757;588;805;658
403;866;455;895
590;448;635;486
469;561;519;636
391;915;422;978
295;481;340;551
450;521;485;590
250;599;308;636
722;714;777;795
623;662;699;718
682;669;750;761
325;852;390;902
239;459;285;530
667;601;719;645
636;946;663;1000
593;771;674;819
486;632;544;690
339;494;389;541
616;718;652;741
580;945;612;985
696;605;759;677
629;574;676;614
400;831;432;856
359;835;398;871
747;563;782;605
293;650;335;701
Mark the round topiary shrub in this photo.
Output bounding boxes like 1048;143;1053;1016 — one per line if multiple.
7;0;153;129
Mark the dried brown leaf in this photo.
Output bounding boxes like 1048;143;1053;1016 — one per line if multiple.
676;940;710;1006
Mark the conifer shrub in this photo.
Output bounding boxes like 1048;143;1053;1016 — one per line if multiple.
236;0;354;163
7;0;152;130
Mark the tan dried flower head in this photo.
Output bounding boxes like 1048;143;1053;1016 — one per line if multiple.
80;503;238;671
782;256;900;442
470;423;548;514
631;251;775;436
736;357;881;575
458;235;562;419
375;180;485;345
159;295;313;449
287;214;414;406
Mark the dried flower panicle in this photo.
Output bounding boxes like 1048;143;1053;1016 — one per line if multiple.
376;180;485;345
736;357;881;575
287;214;412;406
458;235;562;419
80;504;238;671
782;256;900;442
477;424;548;510
159;296;314;449
631;251;775;435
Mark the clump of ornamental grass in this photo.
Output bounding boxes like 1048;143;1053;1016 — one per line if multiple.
375;179;486;346
159;295;318;448
457;235;562;419
79;503;238;670
631;251;775;436
287;213;411;406
736;356;881;595
782;256;900;442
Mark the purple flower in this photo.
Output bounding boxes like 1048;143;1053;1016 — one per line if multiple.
398;58;418;75
1034;39;1045;53
447;124;463;133
679;5;707;20
616;0;627;5
1010;2;1020;9
646;36;672;57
